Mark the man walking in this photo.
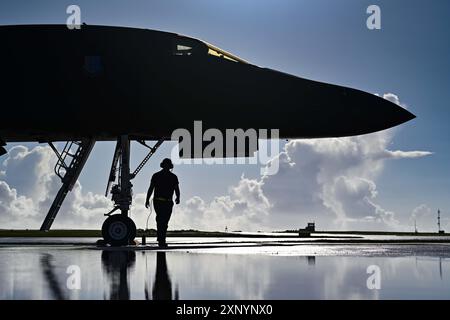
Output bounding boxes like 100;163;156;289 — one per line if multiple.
145;158;180;248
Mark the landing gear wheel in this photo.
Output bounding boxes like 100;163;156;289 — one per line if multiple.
102;214;136;246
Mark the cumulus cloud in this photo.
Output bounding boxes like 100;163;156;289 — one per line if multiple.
411;204;432;219
0;181;37;221
255;135;404;230
168;177;271;231
2;145;54;201
0;145;111;228
382;93;402;106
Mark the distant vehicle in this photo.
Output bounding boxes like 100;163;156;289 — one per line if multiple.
0;25;415;246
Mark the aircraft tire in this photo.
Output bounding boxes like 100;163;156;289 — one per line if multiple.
102;214;136;246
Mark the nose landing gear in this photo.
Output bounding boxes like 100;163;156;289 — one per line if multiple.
102;135;163;246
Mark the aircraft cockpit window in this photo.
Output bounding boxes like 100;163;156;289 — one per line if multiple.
208;47;238;62
171;36;248;64
172;36;206;56
205;43;248;64
175;44;193;56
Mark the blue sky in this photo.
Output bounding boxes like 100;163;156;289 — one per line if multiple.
0;0;449;231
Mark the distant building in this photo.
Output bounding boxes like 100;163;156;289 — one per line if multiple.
305;222;315;232
298;222;315;237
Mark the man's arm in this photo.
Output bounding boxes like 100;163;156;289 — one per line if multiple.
175;184;180;204
145;180;155;208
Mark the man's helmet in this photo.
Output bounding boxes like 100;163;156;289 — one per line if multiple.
160;158;174;169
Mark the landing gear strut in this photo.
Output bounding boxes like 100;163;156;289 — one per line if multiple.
41;135;163;246
102;135;163;246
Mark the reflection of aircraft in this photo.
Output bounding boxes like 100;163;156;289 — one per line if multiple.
40;254;66;300
101;250;136;300
0;25;416;245
145;252;179;300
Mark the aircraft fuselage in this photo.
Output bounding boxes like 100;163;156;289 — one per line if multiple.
0;25;415;143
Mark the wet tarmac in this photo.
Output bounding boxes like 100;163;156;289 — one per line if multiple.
1;235;450;299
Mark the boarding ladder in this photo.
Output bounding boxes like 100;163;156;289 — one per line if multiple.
40;139;96;231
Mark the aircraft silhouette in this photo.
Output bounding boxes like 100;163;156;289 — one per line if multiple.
0;25;415;246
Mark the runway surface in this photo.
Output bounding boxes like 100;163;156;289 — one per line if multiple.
1;234;450;299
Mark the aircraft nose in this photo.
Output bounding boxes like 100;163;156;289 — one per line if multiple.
347;89;416;134
257;69;416;138
388;102;416;127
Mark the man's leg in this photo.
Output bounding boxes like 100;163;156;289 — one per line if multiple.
160;204;173;245
156;212;164;244
154;201;173;246
158;203;173;246
154;200;164;244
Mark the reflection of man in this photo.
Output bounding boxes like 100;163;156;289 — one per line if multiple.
145;252;179;300
152;252;173;300
145;158;180;248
